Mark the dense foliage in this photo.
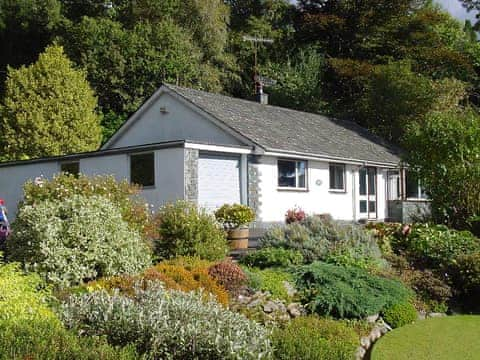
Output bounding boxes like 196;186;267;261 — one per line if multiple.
0;262;56;322
240;247;303;269
208;260;247;295
295;262;412;318
61;284;273;359
0;45;101;160
260;216;384;268
382;302;418;329
22;173;152;238
243;267;295;302
154;201;228;261
214;203;255;228
0;318;138;360
271;316;358;360
8;195;151;288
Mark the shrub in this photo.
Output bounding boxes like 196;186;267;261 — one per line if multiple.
86;261;229;306
271;316;358;360
295;262;412;318
61;284;273;359
285;207;306;224
0;262;57;323
8;195;152;288
0;317;137;360
214;204;255;228
260;215;384;268
382;302;417;328
154;201;228;261
392;224;480;269
450;252;480;297
403;269;452;312
243;267;296;302
22;173;152;238
208;260;247;295
239;247;303;269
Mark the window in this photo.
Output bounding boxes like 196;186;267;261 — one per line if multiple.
60;162;79;177
130;153;155;187
406;171;428;199
329;163;346;191
278;159;307;189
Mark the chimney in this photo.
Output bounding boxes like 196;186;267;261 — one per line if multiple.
255;80;268;105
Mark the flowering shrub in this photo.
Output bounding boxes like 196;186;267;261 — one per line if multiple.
215;204;255;228
208;260;247;295
86;261;229;306
61;284;273;359
8;195;152;288
0;262;57;323
382;302;417;329
154;201;228;261
22;173;153;238
285;207;306;224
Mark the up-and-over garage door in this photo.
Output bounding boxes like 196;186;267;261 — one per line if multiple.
198;154;241;212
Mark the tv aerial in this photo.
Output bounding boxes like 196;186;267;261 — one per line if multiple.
242;35;276;94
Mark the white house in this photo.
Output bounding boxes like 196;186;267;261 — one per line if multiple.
0;84;429;225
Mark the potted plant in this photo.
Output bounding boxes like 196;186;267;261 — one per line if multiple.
215;204;255;250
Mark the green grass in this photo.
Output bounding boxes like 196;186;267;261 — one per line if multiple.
371;316;480;360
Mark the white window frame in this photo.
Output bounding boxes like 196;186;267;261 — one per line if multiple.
277;159;308;191
329;163;346;192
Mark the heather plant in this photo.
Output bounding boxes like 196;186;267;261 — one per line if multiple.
154;201;228;261
22;173;152;238
208;260;247;295
271;316;358;360
61;284;273;359
9;195;151;288
295;262;412;318
239;247;303;269
243;267;296;302
85;261;229;306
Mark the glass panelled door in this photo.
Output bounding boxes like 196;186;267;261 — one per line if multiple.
359;167;377;220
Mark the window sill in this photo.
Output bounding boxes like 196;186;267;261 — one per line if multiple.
405;198;430;202
277;187;309;192
329;189;347;194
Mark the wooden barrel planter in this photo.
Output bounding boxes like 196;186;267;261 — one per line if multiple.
227;227;249;250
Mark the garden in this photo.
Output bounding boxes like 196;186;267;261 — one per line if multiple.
0;173;479;359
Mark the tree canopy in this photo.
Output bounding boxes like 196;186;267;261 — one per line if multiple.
0;45;101;160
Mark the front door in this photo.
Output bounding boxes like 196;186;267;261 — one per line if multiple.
359;167;377;220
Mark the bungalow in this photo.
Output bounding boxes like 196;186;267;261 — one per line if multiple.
0;84;429;225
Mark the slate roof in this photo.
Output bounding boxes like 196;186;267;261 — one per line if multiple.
166;84;402;166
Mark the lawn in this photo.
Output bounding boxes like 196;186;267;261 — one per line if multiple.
371;316;480;360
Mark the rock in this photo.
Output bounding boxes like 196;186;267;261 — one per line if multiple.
366;313;380;323
283;281;297;297
247;298;263;308
263;301;278;313
379;326;389;335
287;303;302;318
369;328;382;342
360;336;371;349
428;312;447;318
418;311;427;320
355;346;366;360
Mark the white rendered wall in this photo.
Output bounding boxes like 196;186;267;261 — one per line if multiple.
0;147;186;220
107;93;243;149
254;156;388;223
0;161;60;218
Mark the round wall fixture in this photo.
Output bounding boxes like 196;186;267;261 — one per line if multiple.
315;179;323;186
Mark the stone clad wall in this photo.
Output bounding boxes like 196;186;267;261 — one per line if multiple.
184;148;199;202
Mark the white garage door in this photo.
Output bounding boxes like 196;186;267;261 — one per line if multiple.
198;154;241;212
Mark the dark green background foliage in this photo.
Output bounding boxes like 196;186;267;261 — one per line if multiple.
295;262;412;318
